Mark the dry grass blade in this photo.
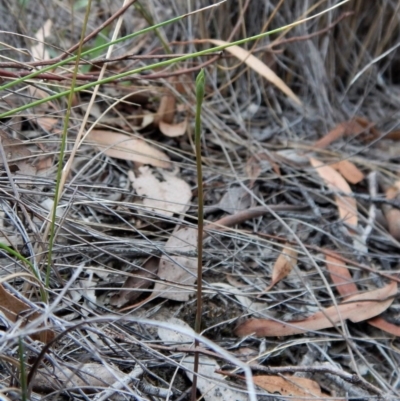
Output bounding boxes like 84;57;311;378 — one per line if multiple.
206;39;302;105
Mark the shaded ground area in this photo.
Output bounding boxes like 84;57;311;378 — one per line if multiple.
0;0;400;399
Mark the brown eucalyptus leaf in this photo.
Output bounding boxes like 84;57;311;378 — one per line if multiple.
253;375;323;401
264;244;297;292
331;160;364;184
236;281;397;337
87;130;171;169
309;157;357;228
159;118;188;137
325;253;358;297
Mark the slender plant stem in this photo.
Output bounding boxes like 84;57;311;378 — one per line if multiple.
191;68;205;401
0;0;349;120
45;0;92;286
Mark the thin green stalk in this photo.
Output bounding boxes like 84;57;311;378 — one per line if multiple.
134;1;172;53
0;11;186;93
46;0;92;286
0;0;349;120
0;242;47;303
18;337;27;401
191;68;205;401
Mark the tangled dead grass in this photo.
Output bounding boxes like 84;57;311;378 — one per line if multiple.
0;0;400;399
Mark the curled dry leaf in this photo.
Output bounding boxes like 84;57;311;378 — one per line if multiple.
0;284;54;342
263;243;297;292
235;281;397;337
87;130;171;169
130;166;192;217
207;39;302;106
159;118;188;137
252;375;324;401
153;227;198;301
331;160;364;184
383;208;400;240
309;157;357;228
156;91;176;125
156;79;187;137
325;253;358;298
110;256;159;308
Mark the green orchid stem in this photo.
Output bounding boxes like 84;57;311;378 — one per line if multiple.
46;0;92;286
0;242;47;303
191;68;205;401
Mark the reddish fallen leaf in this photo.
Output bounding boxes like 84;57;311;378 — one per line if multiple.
368;317;400;336
383;185;400;240
235;281;397;337
313;123;346;149
385;129;400;140
325;251;400;337
87;130;171;168
325;253;358;297
309;157;357;228
383;207;400;241
385;182;400;200
263;243;297;292
110;256;159;308
313;117;380;149
331;160;364;184
0;284;54;342
252;375;324;401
